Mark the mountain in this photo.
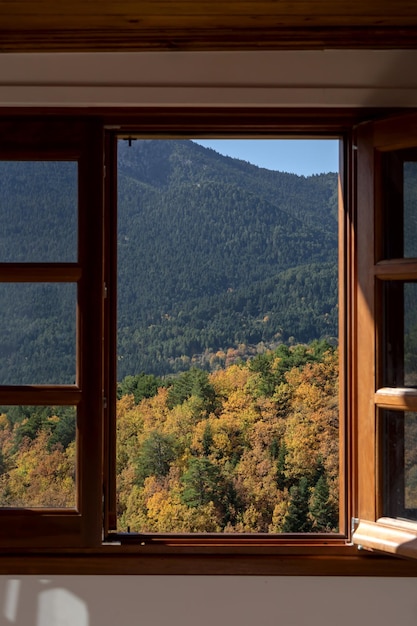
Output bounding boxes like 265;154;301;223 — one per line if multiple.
117;140;338;378
0;140;338;383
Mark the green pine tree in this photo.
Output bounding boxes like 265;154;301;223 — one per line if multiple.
309;474;338;531
282;477;312;532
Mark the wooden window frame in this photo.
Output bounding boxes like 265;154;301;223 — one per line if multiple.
1;107;417;575
352;111;417;559
102;124;349;545
0;116;104;549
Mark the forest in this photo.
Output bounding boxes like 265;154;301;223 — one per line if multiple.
0;140;339;383
115;340;339;533
1;141;417;531
0;340;340;533
0;140;342;532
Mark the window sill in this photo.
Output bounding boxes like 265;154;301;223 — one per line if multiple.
1;544;417;576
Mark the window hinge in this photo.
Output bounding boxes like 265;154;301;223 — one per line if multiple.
103;396;108;410
347;517;360;547
104;283;108;299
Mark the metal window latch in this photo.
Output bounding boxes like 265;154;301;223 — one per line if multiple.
104;283;108;299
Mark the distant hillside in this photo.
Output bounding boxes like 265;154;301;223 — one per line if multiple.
117;140;338;378
0;140;338;383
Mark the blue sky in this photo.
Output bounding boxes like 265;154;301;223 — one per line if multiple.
192;139;339;177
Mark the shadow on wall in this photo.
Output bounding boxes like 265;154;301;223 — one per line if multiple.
1;574;417;626
2;578;89;626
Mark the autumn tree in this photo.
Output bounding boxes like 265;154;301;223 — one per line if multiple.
113;340;339;534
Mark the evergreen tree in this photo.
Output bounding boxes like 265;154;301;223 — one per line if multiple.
180;457;237;526
118;372;163;403
135;431;176;484
167;368;217;414
181;457;223;508
282;477;312;532
309;474;338;531
202;423;213;456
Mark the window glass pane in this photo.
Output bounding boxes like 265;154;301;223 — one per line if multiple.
404;162;417;258
381;152;417;259
383;281;417;387
0;161;77;262
381;410;417;521
0;405;76;508
116;138;340;534
0;283;76;385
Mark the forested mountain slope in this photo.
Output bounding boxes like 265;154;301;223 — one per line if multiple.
0;140;338;383
117;139;338;378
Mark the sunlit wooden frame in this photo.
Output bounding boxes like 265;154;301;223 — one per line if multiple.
353;111;417;556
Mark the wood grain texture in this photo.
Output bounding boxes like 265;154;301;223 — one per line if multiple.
356;121;377;522
355;112;417;530
353;519;417;559
1;545;417;576
375;388;417;411
0;118;104;549
1;0;417;51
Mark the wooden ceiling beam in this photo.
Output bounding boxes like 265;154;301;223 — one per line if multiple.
1;26;417;52
1;0;417;52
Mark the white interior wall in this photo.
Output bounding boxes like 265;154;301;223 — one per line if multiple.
1;50;417;107
1;48;417;624
1;575;417;626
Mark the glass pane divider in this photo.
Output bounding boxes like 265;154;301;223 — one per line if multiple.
375;387;417;411
0;264;82;282
374;259;417;279
0;386;82;405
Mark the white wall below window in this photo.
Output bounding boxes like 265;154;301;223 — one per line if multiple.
1;575;417;626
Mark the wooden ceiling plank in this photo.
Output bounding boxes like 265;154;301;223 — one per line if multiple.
3;16;417;31
2;26;417;52
1;0;417;18
2;0;417;53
